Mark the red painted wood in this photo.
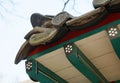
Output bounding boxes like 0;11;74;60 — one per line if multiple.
29;12;120;56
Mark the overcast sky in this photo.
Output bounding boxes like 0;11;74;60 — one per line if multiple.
0;0;93;83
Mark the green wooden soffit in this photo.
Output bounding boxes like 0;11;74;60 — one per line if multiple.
114;80;120;83
64;43;109;83
26;59;67;83
106;24;120;59
28;20;120;60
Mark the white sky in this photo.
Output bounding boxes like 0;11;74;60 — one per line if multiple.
0;0;93;83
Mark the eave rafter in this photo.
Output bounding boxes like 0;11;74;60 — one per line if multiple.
106;24;120;59
64;43;109;83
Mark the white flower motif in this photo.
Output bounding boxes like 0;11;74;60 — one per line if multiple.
65;45;73;53
108;27;118;37
26;61;32;70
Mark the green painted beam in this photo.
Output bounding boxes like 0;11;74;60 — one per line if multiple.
36;70;55;83
64;43;109;83
114;80;120;83
111;38;120;59
26;59;68;83
37;62;68;83
25;60;38;82
106;24;120;59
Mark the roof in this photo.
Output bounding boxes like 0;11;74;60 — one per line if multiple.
15;0;120;82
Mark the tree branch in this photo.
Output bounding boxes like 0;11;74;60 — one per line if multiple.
72;0;81;14
62;0;70;11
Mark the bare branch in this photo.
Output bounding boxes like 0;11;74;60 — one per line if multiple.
72;0;75;9
62;0;70;11
0;12;4;19
0;3;8;13
0;0;26;19
9;0;15;5
72;0;82;14
62;0;81;15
